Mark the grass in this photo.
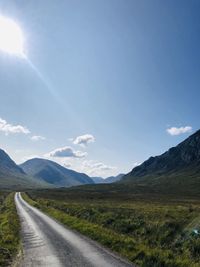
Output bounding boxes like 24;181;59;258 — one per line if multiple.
0;192;20;267
24;189;200;267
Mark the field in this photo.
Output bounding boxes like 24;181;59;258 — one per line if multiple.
0;192;20;267
24;187;200;267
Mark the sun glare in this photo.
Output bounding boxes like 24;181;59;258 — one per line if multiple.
0;15;25;57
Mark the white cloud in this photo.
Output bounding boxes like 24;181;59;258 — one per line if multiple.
31;135;46;141
167;126;192;136
0;118;30;135
82;160;116;176
73;134;95;146
48;146;87;158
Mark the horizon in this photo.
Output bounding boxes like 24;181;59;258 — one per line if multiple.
0;0;200;177
1;123;199;180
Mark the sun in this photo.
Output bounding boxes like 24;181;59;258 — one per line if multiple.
0;15;25;57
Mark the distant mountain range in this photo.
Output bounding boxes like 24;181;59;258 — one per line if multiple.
0;149;94;189
0;149;50;189
20;158;94;187
0;148;121;190
92;174;124;184
122;129;200;195
1;129;200;194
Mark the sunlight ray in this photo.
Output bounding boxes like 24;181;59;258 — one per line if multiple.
25;57;63;105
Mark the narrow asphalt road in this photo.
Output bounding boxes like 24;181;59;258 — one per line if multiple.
15;192;134;267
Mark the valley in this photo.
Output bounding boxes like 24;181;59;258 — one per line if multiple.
1;130;200;266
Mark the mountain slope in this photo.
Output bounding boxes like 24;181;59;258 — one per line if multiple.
0;149;25;175
20;158;94;187
0;149;50;189
124;130;200;179
106;174;125;183
122;130;200;195
92;174;124;184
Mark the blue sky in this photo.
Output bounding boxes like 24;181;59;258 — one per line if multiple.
0;0;199;177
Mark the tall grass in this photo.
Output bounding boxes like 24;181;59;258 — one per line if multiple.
0;192;20;267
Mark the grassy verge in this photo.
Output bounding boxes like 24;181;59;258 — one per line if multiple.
0;192;20;267
23;191;200;267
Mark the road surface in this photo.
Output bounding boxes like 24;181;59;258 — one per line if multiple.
15;192;134;267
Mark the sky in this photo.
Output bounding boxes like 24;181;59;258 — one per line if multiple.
0;0;199;177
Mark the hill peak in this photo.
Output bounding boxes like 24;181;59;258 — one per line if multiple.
20;157;94;187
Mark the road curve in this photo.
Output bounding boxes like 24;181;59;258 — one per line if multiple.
15;192;134;267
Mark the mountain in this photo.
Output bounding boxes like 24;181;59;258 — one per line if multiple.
122;130;200;195
20;158;94;187
92;174;124;184
106;173;124;183
92;177;105;183
0;149;25;175
0;149;50;189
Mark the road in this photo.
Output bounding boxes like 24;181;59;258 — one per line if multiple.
15;192;134;267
